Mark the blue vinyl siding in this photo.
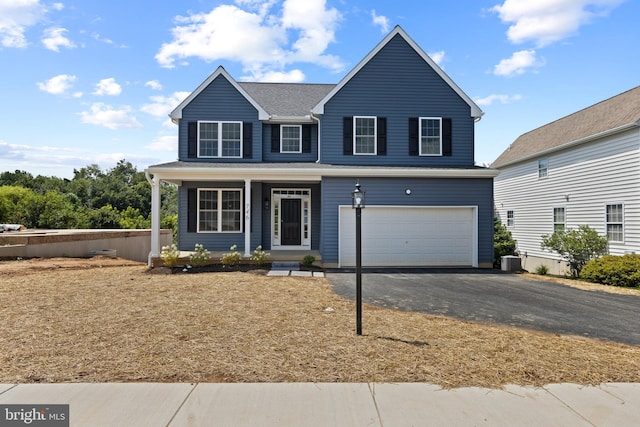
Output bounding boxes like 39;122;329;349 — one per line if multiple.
262;124;318;162
321;34;474;167
178;75;263;162
320;177;494;265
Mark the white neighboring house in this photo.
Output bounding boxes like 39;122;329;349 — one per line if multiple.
492;86;640;275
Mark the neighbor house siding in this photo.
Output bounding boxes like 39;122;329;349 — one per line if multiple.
320;34;474;167
320;177;494;265
178;75;263;162
494;127;640;261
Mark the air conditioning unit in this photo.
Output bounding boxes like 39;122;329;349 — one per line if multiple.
501;255;521;272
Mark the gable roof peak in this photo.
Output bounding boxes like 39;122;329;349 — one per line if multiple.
311;25;483;119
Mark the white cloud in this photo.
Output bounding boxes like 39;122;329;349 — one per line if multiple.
0;0;46;48
156;0;343;81
93;78;122;96
475;93;523;106
491;0;624;47
371;9;389;33
145;135;178;152
145;80;163;90
141;91;190;118
36;74;77;95
79;103;142;130
493;49;543;77
428;50;445;66
42;27;76;51
243;68;306;83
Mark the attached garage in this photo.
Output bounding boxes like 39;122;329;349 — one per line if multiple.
339;206;477;267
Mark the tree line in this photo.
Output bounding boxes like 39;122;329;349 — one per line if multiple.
0;160;176;236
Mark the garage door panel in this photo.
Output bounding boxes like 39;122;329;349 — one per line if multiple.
340;206;475;267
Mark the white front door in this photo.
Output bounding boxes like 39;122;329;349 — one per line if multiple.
272;189;311;249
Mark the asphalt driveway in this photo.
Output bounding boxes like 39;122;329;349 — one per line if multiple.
325;269;640;346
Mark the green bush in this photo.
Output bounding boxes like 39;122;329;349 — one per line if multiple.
221;244;242;268
302;255;316;267
541;225;608;278
189;243;211;267
494;217;516;267
580;254;640;287
534;265;549;275
249;245;270;265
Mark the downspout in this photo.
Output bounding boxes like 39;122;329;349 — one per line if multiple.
310;113;321;163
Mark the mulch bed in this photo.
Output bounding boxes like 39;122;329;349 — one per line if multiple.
1;258;639;388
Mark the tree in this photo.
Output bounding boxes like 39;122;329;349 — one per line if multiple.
494;216;517;267
541;225;608;278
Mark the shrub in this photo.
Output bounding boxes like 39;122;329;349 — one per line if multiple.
541;225;608;278
302;255;316;267
580;254;640;287
189;243;211;267
221;244;242;268
494;216;516;268
249;245;270;266
534;265;549;275
160;244;181;267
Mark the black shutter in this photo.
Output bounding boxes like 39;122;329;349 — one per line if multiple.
442;118;452;156
187;188;197;232
343;117;353;155
242;122;252;159
377;117;387;155
187;121;197;158
271;124;280;152
408;117;419;156
302;124;312;153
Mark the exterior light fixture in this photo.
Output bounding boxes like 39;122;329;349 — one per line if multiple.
351;182;366;209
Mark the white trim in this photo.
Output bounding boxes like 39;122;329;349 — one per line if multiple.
280;124;302;154
197;121;243;158
271;188;312;249
353;116;377;155
170;66;269;121
311;26;483;119
419;117;442;156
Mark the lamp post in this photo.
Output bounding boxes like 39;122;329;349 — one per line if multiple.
351;181;366;335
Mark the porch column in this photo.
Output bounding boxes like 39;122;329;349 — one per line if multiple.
244;178;251;257
148;173;161;266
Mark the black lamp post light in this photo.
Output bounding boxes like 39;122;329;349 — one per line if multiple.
351;181;365;335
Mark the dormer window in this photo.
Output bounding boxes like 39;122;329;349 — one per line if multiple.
281;125;302;153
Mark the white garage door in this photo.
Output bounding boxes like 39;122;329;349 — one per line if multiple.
339;206;477;267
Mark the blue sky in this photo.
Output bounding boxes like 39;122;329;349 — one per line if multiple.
0;0;637;178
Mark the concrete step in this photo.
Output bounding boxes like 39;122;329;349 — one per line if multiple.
271;261;300;271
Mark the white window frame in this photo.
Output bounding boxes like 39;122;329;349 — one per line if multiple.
506;210;514;227
605;203;624;242
198;121;243;158
197;188;243;233
538;158;549;179
353;116;377;155
419;117;442;156
280;125;302;153
553;207;565;233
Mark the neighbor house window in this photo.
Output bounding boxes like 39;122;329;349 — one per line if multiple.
507;210;514;227
420;117;442;155
354;116;376;155
538;158;549;178
198;189;242;232
553;207;565;233
281;125;302;153
198;121;242;158
606;204;623;242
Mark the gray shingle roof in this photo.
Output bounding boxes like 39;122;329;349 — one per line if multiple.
238;82;335;117
491;86;640;168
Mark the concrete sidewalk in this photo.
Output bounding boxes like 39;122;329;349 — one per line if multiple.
1;382;639;426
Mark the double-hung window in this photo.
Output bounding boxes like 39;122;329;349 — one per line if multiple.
538;158;549;178
420;117;442;155
507;210;514;227
198;189;243;232
280;125;302;153
606;204;623;242
198;121;242;158
553;207;565;233
354;116;377;155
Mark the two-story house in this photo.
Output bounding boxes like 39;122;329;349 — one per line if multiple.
493;86;640;275
146;26;498;268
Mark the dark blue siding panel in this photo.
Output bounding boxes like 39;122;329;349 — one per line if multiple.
320;177;494;265
321;34;475;167
262;124;318;162
179;75;263;162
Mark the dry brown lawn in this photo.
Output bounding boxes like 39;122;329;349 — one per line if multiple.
1;258;639;389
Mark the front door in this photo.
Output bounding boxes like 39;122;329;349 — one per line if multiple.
281;198;301;246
